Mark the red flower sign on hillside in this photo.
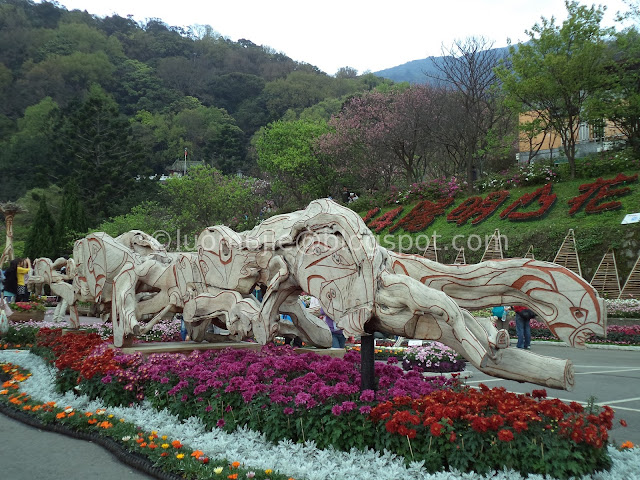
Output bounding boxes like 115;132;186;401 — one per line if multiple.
500;183;557;221
369;206;404;233
362;207;381;224
446;191;509;226
568;173;638;215
389;198;454;233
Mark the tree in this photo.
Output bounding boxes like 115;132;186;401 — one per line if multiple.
53;84;150;220
24;195;56;259
497;1;611;179
161;165;265;236
256;119;333;206
316;85;439;188
430;37;515;188
587;26;640;153
55;180;89;256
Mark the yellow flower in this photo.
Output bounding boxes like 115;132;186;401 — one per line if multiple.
162;435;168;440
265;469;273;475
176;453;185;460
161;444;170;449
214;467;223;474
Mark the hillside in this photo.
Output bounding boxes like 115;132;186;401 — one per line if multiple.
359;170;640;282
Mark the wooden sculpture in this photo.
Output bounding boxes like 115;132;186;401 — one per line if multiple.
43;200;607;391
0;202;25;268
28;257;77;325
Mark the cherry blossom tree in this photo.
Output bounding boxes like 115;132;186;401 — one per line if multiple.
316;85;440;190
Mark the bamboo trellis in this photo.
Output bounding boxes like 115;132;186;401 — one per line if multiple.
480;229;504;262
553;229;582;277
590;248;621;299
524;245;535;260
422;233;439;262
619;254;640;299
453;247;466;265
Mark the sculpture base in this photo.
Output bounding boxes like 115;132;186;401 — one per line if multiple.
9;311;45;323
114;341;262;357
294;347;346;358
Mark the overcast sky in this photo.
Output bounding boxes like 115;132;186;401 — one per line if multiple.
51;0;631;75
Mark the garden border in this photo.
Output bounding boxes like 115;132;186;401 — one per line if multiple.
0;401;182;480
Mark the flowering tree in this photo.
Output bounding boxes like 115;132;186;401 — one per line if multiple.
316;85;440;189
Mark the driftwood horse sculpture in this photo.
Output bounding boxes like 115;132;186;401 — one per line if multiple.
174;199;605;390
42;200;605;391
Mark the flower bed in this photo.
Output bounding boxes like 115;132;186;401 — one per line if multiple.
400;343;466;373
2;329;640;479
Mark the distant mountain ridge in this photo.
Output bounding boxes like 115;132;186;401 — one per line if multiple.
373;46;511;84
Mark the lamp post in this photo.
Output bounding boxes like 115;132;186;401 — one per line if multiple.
183;148;188;176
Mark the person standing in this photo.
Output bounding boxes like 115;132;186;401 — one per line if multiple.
491;305;510;331
322;308;345;348
16;257;31;302
3;259;19;302
512;305;535;349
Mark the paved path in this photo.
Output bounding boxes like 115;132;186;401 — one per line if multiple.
0;412;154;479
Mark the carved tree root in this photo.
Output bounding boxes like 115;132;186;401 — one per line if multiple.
480;348;575;391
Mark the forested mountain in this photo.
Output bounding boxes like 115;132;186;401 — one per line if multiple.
373;46;511;84
0;0;391;219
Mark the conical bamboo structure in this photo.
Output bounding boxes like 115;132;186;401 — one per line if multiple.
422;233;439;262
619;255;640;299
480;229;504;262
590;248;621;299
553;229;582;277
453;247;466;264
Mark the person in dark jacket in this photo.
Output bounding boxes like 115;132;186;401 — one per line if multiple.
2;259;19;301
512;305;535;349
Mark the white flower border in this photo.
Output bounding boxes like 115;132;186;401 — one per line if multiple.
1;350;638;480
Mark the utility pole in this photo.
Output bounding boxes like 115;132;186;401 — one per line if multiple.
183;148;188;176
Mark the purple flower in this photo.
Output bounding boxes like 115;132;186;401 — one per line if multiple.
283;407;294;415
359;390;375;402
216;418;225;428
359;405;372;415
331;405;342;416
205;405;213;412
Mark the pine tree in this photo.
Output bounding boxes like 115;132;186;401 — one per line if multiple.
55;180;89;256
24;195;56;259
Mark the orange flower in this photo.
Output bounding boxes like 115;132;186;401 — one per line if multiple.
621;441;634;449
88;419;98;425
231;461;240;469
171;440;182;449
148;443;157;449
56;412;66;419
191;450;204;458
160;452;169;457
98;421;113;429
227;475;238;480
140;442;148;448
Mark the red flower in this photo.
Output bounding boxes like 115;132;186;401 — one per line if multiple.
497;429;514;442
430;422;443;437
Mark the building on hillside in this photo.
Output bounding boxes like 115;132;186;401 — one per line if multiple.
166;159;206;177
517;113;626;165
